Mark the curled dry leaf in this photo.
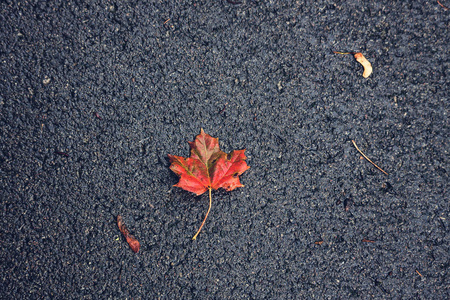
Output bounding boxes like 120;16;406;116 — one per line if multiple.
333;51;373;78
168;129;250;240
117;215;140;253
354;53;373;78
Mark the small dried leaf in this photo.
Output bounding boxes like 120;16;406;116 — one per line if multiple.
117;215;140;253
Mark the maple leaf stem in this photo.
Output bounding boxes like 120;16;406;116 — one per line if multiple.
192;187;212;240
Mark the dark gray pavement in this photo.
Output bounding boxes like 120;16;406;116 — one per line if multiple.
1;0;448;298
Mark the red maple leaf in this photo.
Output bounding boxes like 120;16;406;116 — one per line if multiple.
168;129;250;239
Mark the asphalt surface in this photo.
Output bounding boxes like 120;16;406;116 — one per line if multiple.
1;0;449;298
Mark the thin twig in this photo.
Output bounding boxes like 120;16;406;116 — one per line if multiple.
437;0;449;10
139;137;151;144
362;239;375;243
352;140;388;175
333;51;354;55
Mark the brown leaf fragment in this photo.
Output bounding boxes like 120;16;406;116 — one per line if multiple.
93;112;102;120
117;215;140;253
344;197;353;212
315;241;324;245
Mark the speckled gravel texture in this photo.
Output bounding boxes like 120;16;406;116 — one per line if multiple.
1;0;448;298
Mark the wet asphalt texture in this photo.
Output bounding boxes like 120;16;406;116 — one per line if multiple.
1;0;449;299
